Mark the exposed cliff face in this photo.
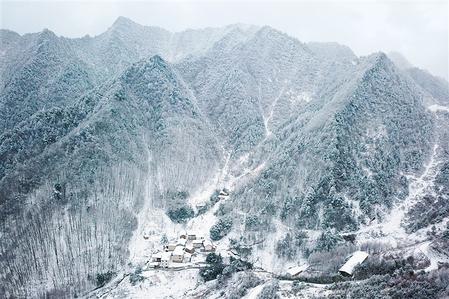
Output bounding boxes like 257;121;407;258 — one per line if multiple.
0;18;447;297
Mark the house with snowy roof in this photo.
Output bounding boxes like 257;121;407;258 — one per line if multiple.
172;246;185;263
286;264;308;277
203;240;215;252
161;252;171;268
339;251;369;276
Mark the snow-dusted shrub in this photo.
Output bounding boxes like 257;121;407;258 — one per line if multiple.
210;216;233;241
129;267;145;286
214;202;233;217
275;233;295;259
95;271;115;287
200;253;225;281
257;279;279;299
226;272;262;299
164;190;195;223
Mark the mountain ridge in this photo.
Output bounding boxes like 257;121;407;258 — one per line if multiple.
0;18;448;298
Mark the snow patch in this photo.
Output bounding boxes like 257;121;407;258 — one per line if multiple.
428;104;449;113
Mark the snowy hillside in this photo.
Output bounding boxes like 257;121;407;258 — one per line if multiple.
1;17;449;298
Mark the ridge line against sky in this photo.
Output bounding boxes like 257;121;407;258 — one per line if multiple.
0;0;448;80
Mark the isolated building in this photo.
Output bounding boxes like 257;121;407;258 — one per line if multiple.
339;251;369;276
219;189;229;196
286;264;308;277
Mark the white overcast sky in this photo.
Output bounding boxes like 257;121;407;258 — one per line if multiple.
1;0;448;80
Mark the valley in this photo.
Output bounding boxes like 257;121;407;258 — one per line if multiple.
0;17;448;298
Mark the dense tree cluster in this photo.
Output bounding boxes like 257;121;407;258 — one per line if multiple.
210;216;233;241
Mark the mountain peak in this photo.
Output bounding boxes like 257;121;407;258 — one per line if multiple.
120;55;176;86
112;16;138;27
38;28;57;39
108;16;142;34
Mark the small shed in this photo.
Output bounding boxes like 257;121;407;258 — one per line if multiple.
192;239;204;249
151;252;162;262
339;251;369;276
161;252;171;268
143;233;149;240
196;202;207;210
172;246;185;263
286;264;308;277
219;189;229;196
185;244;195;254
203;240;215;252
187;232;197;240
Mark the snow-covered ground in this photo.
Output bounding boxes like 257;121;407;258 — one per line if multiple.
243;282;266;299
418;241;449;272
428;104;449;113
108;103;449;298
99;269;200;299
355;142;442;248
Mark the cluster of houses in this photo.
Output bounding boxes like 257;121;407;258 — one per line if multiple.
149;231;216;268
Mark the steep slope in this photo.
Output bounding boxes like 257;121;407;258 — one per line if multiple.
0;56;221;297
69;17;258;81
69;17;172;81
406;67;449;106
0;29;21;70
0;29;95;131
1;19;447;298
227;53;433;244
176;26;326;157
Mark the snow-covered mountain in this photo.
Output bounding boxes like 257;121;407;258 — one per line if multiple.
1;17;448;298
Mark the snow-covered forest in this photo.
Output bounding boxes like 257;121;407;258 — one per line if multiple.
0;17;449;298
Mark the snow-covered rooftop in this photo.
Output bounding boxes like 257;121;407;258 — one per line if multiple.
339;251;369;276
287;264;308;276
173;246;185;256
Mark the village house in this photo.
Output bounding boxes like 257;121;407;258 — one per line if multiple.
185;244;195;254
172;246;185;263
339;251;369;276
151;252;162;263
165;242;177;251
286;264;308;277
192;239;204;249
187;232;197;240
161;252;171;268
203;240;215;252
